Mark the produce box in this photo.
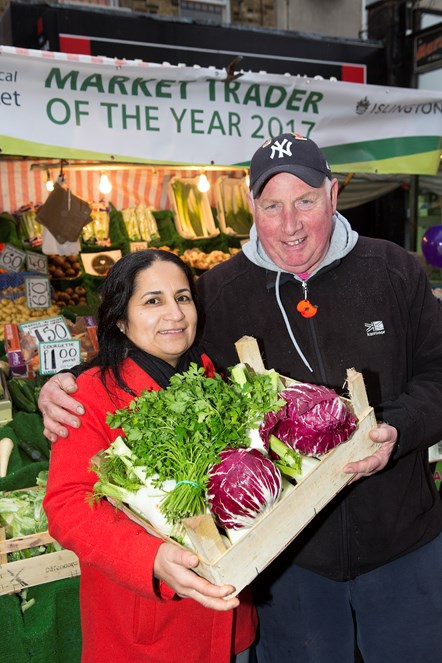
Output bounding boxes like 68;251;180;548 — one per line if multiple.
168;176;219;240
0;528;80;596
214;176;253;237
105;336;380;596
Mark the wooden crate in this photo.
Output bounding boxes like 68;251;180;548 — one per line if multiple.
0;529;80;596
107;336;380;596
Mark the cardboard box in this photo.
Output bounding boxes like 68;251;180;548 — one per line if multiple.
0;528;80;596
105;337;380;596
3;323;30;378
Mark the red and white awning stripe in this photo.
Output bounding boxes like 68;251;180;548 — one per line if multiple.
0;161;239;215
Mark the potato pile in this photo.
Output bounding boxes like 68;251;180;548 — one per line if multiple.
181;248;238;270
0;294;60;340
48;254;82;279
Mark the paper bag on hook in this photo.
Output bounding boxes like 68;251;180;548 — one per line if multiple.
36;182;92;243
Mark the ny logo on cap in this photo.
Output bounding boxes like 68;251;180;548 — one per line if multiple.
270;138;293;160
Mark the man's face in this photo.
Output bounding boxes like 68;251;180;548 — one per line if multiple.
252;172;338;274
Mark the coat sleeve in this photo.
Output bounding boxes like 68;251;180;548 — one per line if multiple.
43;370;175;601
375;256;442;458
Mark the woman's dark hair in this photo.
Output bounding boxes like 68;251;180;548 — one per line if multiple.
91;249;199;394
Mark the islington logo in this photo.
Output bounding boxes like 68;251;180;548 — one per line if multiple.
355;97;442;115
356;96;370;115
365;320;385;336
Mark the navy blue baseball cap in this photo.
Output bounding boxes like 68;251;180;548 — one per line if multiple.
249;133;331;197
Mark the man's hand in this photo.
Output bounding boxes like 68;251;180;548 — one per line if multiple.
38;373;83;442
153;542;239;611
343;423;398;482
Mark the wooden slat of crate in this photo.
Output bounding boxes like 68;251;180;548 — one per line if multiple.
0;529;80;596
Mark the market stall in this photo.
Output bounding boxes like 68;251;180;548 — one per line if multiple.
1;44;442;663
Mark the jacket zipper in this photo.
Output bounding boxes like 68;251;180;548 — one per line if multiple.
300;279;328;384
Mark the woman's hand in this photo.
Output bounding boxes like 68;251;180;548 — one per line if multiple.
153;542;239;611
343;423;398;482
38;373;84;442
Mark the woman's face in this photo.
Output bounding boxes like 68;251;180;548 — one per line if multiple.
120;260;198;367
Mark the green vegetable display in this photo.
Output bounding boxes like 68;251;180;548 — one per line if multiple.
95;363;283;525
0;471;61;560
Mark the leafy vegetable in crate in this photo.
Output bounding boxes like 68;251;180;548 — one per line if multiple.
260;382;358;471
207;447;282;542
95;363;283;529
0;471;61;560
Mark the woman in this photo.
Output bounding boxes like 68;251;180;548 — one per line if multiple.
43;249;257;663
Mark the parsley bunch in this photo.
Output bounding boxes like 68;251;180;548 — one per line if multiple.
104;363;283;524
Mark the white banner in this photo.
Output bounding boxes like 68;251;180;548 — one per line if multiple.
0;46;441;174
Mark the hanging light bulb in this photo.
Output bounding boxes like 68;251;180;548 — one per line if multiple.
99;172;112;195
46;170;54;192
197;172;210;193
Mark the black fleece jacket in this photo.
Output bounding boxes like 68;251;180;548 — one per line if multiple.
196;237;442;580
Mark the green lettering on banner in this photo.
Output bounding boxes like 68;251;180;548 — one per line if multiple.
131;78;154;97
121;104;141;130
286;88;306;111
243;84;261;107
228;113;242;137
80;73;106;93
224;81;241;104
47;98;71;125
45;68;79;90
264;86;286;108
170;107;186;132
144;106;160;131
207;110;226;135
156;80;174;98
100;102;118;128
303;91;323;113
108;76;131;95
190;108;204;134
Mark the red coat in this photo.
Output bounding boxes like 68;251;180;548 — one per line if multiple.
44;355;257;663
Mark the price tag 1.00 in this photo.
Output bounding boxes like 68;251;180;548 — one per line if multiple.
39;340;81;375
25;276;51;309
0;244;26;273
27;252;48;275
21;316;72;343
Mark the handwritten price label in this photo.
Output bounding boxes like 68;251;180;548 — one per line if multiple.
130;242;148;252
0;244;26;272
39;340;81;375
26;252;48;275
25;276;51;309
20;316;71;343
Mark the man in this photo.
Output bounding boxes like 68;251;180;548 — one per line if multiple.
39;133;442;662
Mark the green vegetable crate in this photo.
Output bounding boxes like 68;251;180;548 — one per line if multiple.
109;336;381;597
0;488;80;596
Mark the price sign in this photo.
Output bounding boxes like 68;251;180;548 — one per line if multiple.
21;316;71;343
39;340;81;375
26;252;48;275
25;276;51;309
130;241;148;253
0;244;26;272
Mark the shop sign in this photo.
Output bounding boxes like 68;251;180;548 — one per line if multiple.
414;23;442;74
0;46;441;175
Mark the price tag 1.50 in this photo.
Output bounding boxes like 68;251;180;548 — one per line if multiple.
0;244;26;273
27;252;48;275
21;316;72;343
39;340;81;375
25;276;51;309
